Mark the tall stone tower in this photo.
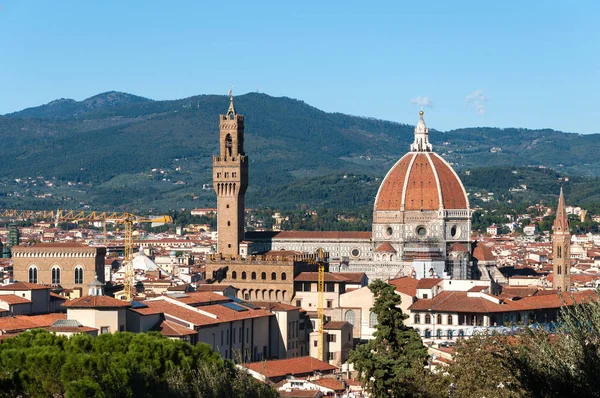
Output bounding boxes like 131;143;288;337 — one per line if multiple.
552;187;571;292
213;91;248;256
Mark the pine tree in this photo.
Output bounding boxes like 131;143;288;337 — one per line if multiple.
349;280;428;398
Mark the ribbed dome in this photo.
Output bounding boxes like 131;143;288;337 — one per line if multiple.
374;151;468;211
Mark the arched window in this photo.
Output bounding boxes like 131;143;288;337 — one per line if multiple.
251;272;257;280
51;266;61;285
425;329;431;338
436;329;443;338
28;266;38;284
369;312;378;328
261;272;266;280
448;329;454;338
414;314;421;324
425;314;431;324
344;310;356;326
74;266;84;284
447;315;453;325
241;272;247;280
458;329;465;338
437;314;442;324
557;246;562;259
231;271;237;280
281;273;287;281
271;272;276;281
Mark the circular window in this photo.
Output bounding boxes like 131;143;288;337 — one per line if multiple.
451;225;460;239
351;248;360;257
416;226;427;238
386;227;393;237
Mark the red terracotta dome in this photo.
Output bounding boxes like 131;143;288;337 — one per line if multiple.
374;151;468;211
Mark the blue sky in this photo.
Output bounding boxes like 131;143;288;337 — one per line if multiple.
0;1;598;133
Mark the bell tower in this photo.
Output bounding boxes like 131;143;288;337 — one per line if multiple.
552;187;570;292
213;91;248;256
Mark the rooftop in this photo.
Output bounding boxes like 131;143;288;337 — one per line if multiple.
244;356;337;379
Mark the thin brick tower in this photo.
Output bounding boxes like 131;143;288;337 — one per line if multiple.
213;91;248;256
552;187;571;292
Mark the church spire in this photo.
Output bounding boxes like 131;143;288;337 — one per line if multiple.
226;89;236;118
410;110;432;152
554;186;569;232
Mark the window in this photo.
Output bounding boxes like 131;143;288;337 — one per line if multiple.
326;283;335;292
231;271;237;279
271;272;276;281
414;314;421;324
281;273;287;281
436;329;443;338
459;329;465;338
328;352;335;360
246;328;249;343
313;340;318;347
233;328;236;343
28;266;38;284
425;329;431;338
227;221;231;226
251;272;256;280
51;266;61;285
447;315;453;325
221;330;224;346
328;334;336;342
242;272;247;280
74;266;84;284
101;327;110;334
425;314;431;324
437;314;442;324
239;327;242;343
261;272;266;280
326;300;333;308
369;312;378;328
296;300;302;307
422;294;428;299
344;310;356;326
448;329;454;338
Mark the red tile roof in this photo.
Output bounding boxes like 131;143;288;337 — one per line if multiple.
245;356;337;379
375;242;397;253
449;242;469;252
416;278;442;289
64;295;130;308
171;292;231;306
409;290;598;313
46;326;97;333
131;299;273;327
472;242;496;262
0;294;31;305
313;378;346;392
279;390;320;398
250;301;300;312
0;282;50;291
389;277;419;297
151;320;197;337
324;321;350;330
274;231;372;240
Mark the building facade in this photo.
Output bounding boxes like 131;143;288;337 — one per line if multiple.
12;243;106;296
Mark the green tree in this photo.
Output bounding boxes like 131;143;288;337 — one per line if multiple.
349;280;428;397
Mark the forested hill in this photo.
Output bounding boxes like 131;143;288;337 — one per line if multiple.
1;91;599;212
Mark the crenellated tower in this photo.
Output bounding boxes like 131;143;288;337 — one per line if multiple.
213;91;248;256
552;187;571;292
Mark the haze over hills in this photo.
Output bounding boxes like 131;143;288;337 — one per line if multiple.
1;91;600;213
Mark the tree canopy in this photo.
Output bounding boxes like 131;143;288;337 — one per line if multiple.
0;330;276;398
349;280;428;397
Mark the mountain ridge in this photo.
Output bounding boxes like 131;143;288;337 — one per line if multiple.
1;92;599;212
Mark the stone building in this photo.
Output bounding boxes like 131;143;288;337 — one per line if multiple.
205;251;322;303
248;111;478;281
12;243;106;296
212;91;248;256
552;187;571;292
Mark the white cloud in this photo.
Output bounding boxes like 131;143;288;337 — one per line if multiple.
465;89;488;114
409;96;434;108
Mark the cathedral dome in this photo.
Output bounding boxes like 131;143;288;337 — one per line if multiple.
374;151;468;211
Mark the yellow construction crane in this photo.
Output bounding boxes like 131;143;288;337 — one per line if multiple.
0;210;172;301
315;247;327;361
